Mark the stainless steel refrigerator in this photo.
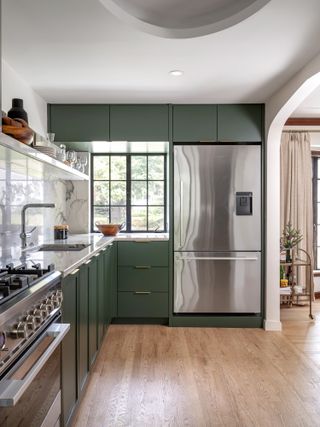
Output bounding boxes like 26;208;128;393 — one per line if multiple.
174;145;261;314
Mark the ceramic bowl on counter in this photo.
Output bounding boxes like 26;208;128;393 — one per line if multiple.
95;222;125;236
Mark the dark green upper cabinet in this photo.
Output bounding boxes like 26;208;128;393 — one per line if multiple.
172;105;217;142
217;104;262;142
110;105;169;141
49;104;110;142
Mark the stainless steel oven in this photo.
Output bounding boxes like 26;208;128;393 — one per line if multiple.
0;262;70;427
0;319;69;427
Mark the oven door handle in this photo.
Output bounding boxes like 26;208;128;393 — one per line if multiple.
0;323;70;407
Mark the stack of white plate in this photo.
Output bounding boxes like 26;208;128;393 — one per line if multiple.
35;146;56;158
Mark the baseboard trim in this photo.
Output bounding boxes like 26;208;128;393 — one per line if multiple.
263;319;282;331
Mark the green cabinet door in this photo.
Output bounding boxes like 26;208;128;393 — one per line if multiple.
88;257;98;366
96;252;104;347
49;104;109;142
118;241;169;267
61;271;78;426
77;264;89;395
102;244;113;326
110;105;169;141
217;104;262;142
172;105;217;142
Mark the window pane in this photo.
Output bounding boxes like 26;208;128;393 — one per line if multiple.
148;156;164;180
131;156;147;180
93;156;109;180
132;181;147;205
148;207;164;231
111;156;126;180
148;181;164;205
93;206;109;230
110;181;126;205
132;207;147;230
110;207;126;227
93;182;109;205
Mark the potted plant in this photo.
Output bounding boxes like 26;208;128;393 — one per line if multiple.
280;223;303;262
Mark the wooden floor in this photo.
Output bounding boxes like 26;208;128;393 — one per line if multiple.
73;305;320;427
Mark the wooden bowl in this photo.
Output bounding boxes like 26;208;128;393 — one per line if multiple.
95;223;125;236
2;117;34;145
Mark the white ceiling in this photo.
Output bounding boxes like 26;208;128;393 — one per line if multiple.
2;0;320;105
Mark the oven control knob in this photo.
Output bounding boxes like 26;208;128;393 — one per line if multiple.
0;331;6;351
51;295;61;308
25;314;36;331
44;298;54;313
11;322;28;339
33;307;45;323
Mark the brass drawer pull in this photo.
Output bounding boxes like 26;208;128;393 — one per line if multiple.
134;266;151;269
85;260;92;265
134;291;151;295
71;269;79;275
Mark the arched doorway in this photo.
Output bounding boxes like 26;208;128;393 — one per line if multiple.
265;69;320;331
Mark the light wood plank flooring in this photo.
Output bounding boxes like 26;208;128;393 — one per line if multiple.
73;307;320;427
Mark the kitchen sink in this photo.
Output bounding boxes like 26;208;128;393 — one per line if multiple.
35;243;92;252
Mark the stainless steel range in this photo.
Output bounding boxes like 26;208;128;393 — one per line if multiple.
0;261;69;426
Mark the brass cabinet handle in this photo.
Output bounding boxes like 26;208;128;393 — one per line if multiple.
134;266;151;269
134;291;151;295
85;259;92;265
71;269;79;275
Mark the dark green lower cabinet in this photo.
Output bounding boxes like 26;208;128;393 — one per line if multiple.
77;264;89;394
61;271;78;427
61;246;115;426
97;253;104;347
88;257;98;366
118;292;168;317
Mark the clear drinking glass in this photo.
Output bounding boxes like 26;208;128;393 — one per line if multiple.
66;150;77;167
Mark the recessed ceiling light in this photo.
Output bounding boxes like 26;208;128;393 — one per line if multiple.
169;70;183;77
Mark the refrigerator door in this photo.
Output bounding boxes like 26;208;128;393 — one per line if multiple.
174;145;261;252
174;252;261;313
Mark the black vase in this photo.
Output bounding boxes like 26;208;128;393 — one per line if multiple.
8;98;28;123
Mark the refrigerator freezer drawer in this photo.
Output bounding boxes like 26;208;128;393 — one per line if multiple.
174;252;261;314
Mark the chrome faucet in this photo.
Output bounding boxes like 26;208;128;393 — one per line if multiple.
20;203;55;249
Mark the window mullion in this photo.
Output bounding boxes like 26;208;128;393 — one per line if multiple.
127;155;131;232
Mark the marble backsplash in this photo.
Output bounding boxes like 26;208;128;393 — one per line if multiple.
0;145;90;262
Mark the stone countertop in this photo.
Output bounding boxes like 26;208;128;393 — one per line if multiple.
1;232;169;277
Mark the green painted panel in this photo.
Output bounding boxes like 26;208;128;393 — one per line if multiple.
49;104;109;142
61;273;78;426
217;104;262;142
96;252;104;347
172;105;217;142
77;264;89;394
170;316;263;328
88;257;98;366
118;292;168;317
118;266;168;292
110;105;169;141
117;241;169;266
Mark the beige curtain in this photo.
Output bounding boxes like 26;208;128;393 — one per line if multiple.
280;131;314;289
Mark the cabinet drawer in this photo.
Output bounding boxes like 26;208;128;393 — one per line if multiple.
118;292;168;317
118;266;168;292
117;242;169;266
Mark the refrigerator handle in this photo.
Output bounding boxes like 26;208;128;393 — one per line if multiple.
180;181;184;248
178;256;258;261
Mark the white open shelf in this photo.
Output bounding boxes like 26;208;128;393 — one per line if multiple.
0;132;89;181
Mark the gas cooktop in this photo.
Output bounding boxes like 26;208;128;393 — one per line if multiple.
0;262;55;306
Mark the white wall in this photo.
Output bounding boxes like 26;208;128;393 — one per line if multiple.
1;60;47;137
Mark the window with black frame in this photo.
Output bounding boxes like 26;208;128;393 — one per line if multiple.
92;154;167;232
